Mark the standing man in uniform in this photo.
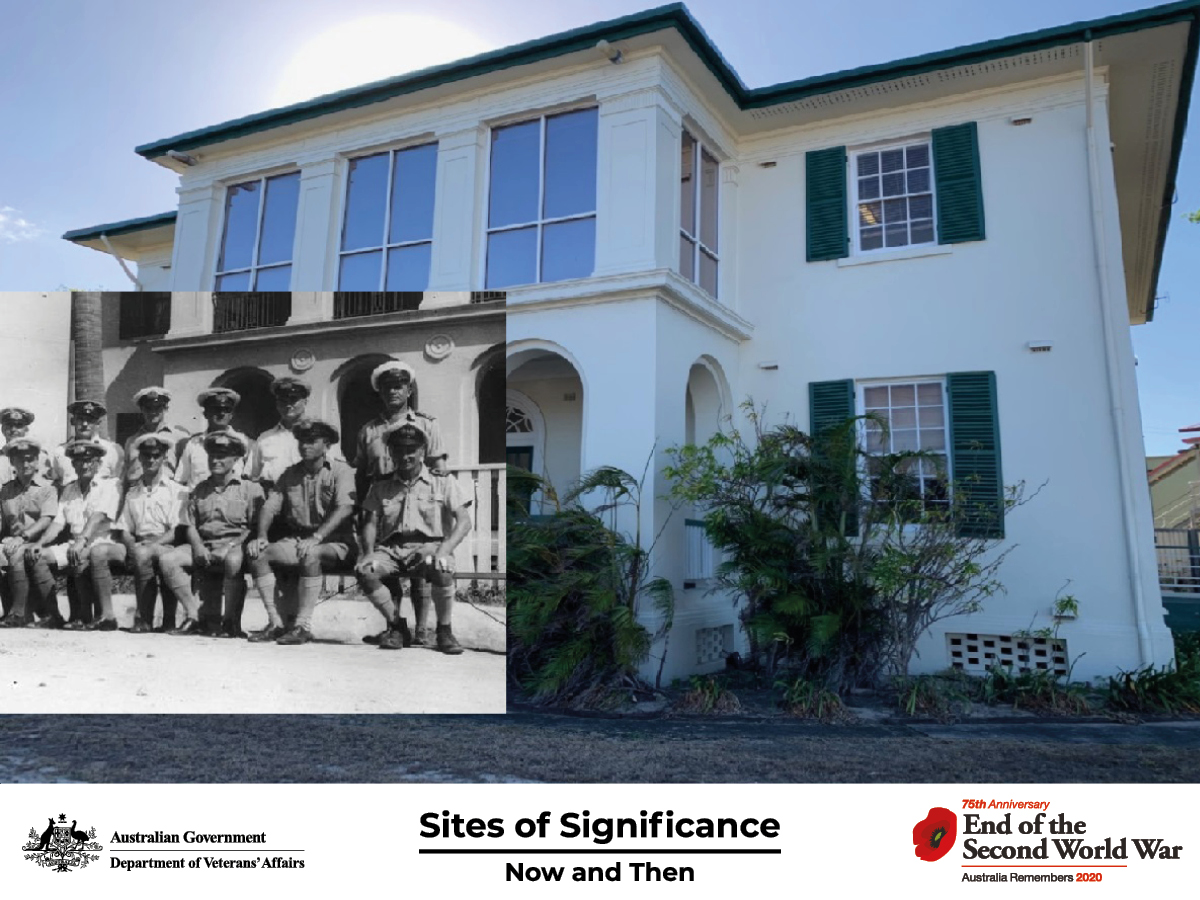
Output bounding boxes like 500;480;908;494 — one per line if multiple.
175;388;252;490
355;424;471;654
26;441;123;630
159;433;263;636
353;361;447;646
122;387;190;488
0;439;58;626
246;419;356;645
95;434;190;632
50;400;125;486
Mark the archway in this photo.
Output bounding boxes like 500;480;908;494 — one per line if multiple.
213;366;277;438
331;353;423;461
505;342;583;509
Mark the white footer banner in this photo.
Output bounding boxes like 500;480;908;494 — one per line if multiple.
0;784;1191;894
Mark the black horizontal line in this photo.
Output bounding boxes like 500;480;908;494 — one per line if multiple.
418;849;780;855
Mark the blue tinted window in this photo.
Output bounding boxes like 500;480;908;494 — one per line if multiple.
544;109;597;219
215;271;252;291
338;251;382;290
254;265;292;291
218;181;260;272
541;218;595;283
488;120;540;228
385;244;432;291
486;228;537;289
342;153;389;251
257;173;300;265
390;143;437;245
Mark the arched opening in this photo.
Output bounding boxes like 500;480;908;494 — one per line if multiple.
213;367;277;438
331;353;423;461
477;355;506;466
685;360;725;448
506;344;583;508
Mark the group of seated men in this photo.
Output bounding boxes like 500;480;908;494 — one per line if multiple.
0;360;470;654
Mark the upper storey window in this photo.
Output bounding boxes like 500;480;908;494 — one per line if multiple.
215;172;300;290
338;142;438;291
485;108;598;289
680;130;719;295
852;141;934;252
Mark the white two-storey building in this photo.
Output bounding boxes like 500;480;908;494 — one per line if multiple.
66;2;1198;681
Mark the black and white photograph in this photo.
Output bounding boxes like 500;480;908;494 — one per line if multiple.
0;291;506;714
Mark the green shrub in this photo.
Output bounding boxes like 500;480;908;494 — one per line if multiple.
676;676;742;714
975;666;1091;715
1105;632;1200;715
774;676;848;721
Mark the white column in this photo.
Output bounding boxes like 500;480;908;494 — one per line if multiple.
428;126;486;291
288;291;334;325
291;156;342;291
594;88;683;277
718;165;739;312
167;292;213;337
423;292;471;310
170;183;222;290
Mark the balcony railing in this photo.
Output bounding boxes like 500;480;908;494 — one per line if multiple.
470;291;506;304
333;292;423;320
1156;528;1200;594
212;293;292;333
450;464;506;576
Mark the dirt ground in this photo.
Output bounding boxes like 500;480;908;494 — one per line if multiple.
0;592;505;714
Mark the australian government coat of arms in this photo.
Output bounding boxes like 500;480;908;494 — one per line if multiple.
22;814;103;872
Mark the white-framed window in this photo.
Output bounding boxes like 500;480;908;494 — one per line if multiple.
861;378;949;510
851;140;934;253
485;107;598;289
680;130;719;296
338;142;438;291
214;172;300;290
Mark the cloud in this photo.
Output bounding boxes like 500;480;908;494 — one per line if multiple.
0;206;43;243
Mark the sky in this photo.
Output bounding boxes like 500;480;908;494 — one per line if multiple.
0;0;1195;455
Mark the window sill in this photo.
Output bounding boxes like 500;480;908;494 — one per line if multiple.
837;244;952;268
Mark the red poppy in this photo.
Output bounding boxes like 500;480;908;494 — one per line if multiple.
912;807;957;862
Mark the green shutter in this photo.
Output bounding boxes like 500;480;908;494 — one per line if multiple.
946;371;1003;538
932;122;985;244
809;379;858;535
806;146;848;261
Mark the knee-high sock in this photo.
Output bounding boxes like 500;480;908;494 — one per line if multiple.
223;575;247;627
253;573;281;629
294;575;323;630
432;583;455;626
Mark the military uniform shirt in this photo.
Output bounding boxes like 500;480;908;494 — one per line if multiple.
247;422;345;484
50;437;124;485
174;428;252;490
0;475;58;538
363;466;469;543
262;458;356;542
354;410;445;479
184;475;264;542
123;423;191;485
117;475;188;541
54;476;122;543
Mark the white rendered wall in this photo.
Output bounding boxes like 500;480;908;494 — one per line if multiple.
0;293;71;445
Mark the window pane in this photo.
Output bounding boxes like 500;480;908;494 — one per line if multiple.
342;153;389;251
390;143;438;245
882;172;905;196
857;153;879;176
909;194;933;220
883;198;907;222
218;181;261;272
858;176;880;200
680;235;696;280
918;405;944;427
917;383;942;404
257;173;300;266
489;120;540;228
863;386;888;408
906;144;929;167
699;249;718;296
700;149;718;251
907;168;930;194
680;132;696;233
920;430;946;451
543;109;597;220
859;202;882;227
338;251;382;290
860;227;883;251
541;217;595;283
486;227;537;288
891;406;916;428
254;265;291;291
881;149;904;172
911;221;934;245
885;224;909;247
889;384;915;405
215;271;251;291
385;244;432;291
892;429;918;452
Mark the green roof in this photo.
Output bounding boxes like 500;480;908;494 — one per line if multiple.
134;1;1200;157
62;211;177;243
